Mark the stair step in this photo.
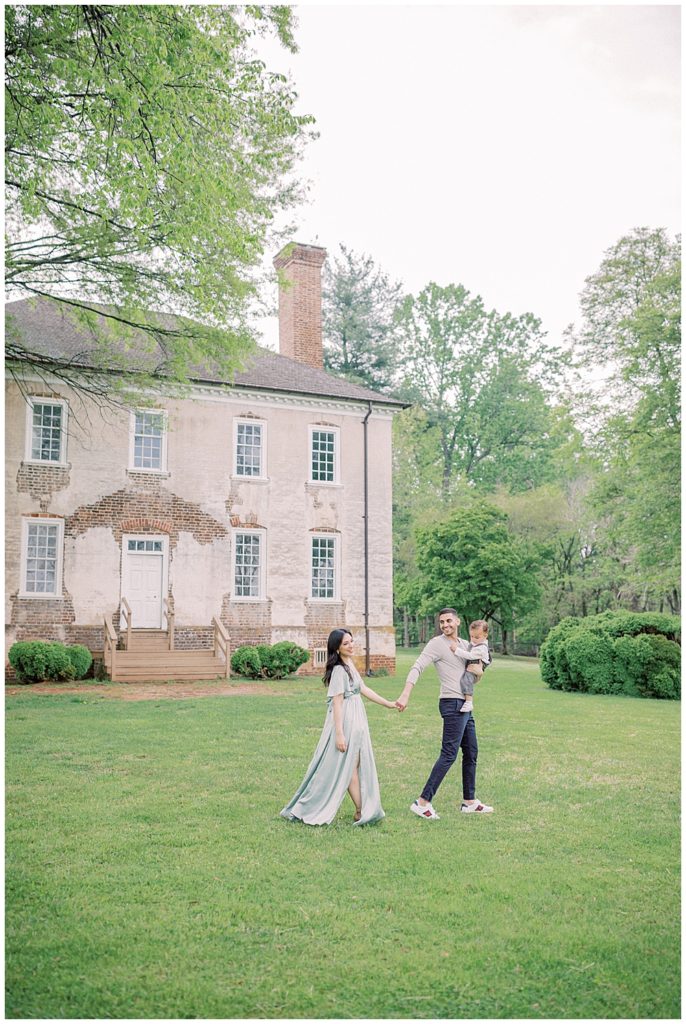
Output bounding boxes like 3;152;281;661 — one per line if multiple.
123;630;170;651
116;651;218;659
113;672;227;681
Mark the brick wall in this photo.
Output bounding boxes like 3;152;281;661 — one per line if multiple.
221;594;273;649
66;488;228;547
17;463;71;504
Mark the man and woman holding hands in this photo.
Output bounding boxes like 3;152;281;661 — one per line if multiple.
280;608;494;827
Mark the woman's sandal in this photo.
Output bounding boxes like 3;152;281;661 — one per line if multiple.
353;809;362;822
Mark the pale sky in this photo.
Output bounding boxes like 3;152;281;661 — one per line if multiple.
253;3;681;352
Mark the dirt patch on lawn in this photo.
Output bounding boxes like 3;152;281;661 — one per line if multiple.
4;680;290;701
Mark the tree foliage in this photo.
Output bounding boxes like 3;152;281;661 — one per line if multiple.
322;245;402;392
571;228;681;611
395;282;571;495
5;4;313;383
573;227;680;412
411;502;541;631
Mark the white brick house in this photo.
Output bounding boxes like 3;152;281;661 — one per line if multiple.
5;243;403;677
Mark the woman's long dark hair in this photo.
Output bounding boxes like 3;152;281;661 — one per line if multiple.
322;628;353;686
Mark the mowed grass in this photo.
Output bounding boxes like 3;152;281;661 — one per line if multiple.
5;652;680;1019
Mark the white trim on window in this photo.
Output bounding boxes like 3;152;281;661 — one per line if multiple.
231;528;267;601
309;425;340;485
310;532;339;601
128;409;168;472
19;517;64;598
24;397;69;465
233;418;267;479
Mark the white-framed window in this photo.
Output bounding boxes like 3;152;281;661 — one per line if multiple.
232;529;266;600
129;410;167;471
20;517;64;598
309;426;340;484
25;398;68;464
234;419;266;478
311;534;338;600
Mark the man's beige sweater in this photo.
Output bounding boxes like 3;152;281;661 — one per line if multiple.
406;635;487;699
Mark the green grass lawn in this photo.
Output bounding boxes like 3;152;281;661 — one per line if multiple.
5;651;680;1019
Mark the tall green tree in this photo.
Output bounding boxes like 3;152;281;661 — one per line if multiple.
412;502;541;652
571;228;680;612
5;4;313;383
322;245;402;392
395;282;570;496
572;227;679;409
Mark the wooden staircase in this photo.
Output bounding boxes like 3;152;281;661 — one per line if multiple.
103;618;231;683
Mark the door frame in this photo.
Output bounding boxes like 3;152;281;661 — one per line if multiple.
120;533;169;629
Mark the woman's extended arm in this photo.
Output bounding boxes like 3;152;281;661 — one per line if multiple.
360;681;396;709
332;693;347;751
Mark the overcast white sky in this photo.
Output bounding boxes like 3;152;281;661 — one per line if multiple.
253;2;681;352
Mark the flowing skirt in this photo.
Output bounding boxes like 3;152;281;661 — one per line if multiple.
280;694;385;826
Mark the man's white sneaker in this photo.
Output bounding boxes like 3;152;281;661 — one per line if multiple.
461;799;493;813
410;799;440;820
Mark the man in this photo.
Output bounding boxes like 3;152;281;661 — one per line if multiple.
396;608;494;820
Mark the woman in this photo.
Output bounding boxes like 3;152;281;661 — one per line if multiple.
280;628;397;826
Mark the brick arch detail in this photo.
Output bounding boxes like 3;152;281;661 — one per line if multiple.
65;488;228;548
120;518;173;535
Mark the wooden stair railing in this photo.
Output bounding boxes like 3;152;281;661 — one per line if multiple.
163;598;175;650
103;617;117;679
212;617;231;678
120;597;133;650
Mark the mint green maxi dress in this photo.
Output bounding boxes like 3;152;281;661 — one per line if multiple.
280;663;385;826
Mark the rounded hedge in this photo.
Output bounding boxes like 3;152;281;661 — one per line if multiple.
540;612;680;700
230;641;310;680
8;641;93;684
230;645;262;679
66;644;93;679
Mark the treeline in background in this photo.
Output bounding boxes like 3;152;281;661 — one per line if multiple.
321;229;680;655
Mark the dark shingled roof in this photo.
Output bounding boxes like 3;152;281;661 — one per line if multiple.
5;296;406;408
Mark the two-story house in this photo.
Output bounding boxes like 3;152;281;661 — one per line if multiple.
5;243;404;680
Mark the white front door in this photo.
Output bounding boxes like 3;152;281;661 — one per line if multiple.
122;536;166;629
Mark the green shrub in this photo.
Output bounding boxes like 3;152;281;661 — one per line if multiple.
261;641;309;679
255;644;273;675
230;641;310;680
539;617;582;690
8;641;76;684
564;630;616;694
540;612;681;700
230;645;262;679
589;610;680;642
66;644;93;679
614;634;681;700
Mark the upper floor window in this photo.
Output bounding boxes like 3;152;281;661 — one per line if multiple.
311;534;337;600
20;518;63;597
234;420;265;478
233;530;265;599
130;410;166;472
310;427;339;484
25;398;68;464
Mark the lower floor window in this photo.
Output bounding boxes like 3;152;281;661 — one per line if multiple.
22;519;62;596
312;535;336;599
234;531;263;598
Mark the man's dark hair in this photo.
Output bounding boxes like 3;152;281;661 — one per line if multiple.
438;608;458;618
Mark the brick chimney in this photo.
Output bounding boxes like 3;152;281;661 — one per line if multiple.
273;242;327;369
